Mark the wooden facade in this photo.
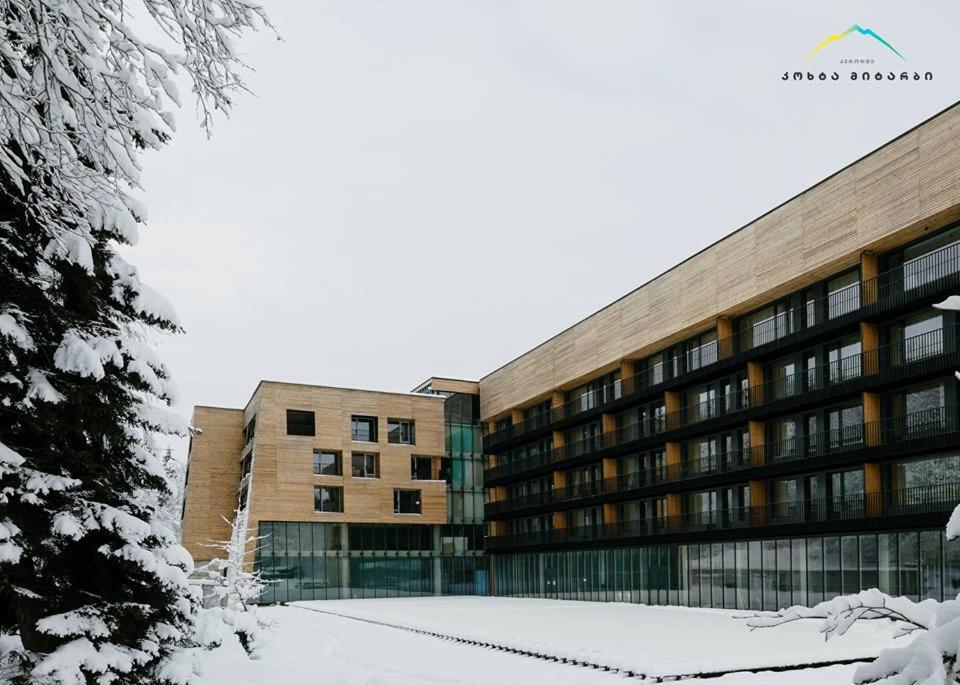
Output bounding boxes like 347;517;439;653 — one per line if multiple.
180;406;245;563
182;382;448;563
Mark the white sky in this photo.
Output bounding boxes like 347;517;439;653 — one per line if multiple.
133;1;960;458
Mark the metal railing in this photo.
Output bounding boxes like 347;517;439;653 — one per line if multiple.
487;482;960;550
485;324;957;482
485;405;960;516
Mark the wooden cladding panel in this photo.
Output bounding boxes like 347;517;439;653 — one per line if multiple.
413;377;479;395
749;421;765;466
747;362;765;406
479;104;960;420
864;392;881;446
862;322;880;375
245;383;447;536
181;406;245;563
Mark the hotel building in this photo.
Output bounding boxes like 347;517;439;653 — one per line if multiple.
182;102;960;607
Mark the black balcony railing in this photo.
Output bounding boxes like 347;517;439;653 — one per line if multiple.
485;405;960;517
487;482;960;550
482;240;960;451
485;323;959;484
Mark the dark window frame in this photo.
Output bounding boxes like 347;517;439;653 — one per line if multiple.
394;488;422;515
286;409;316;436
314;485;343;513
387;418;416;445
312;449;342;476
351;452;380;479
410;455;433;481
351;415;378;442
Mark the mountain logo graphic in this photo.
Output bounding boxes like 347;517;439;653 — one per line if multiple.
808;24;906;60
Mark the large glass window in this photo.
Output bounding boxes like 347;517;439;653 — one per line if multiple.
827;335;861;383
286;409;315;436
769;417;797;460
351;415;378;442
351;452;379;478
686;385;717;423
314;486;343;512
312;450;341;476
684;437;720;474
830;469;863;499
388;418;415;445
642;353;666;387
394;489;422;514
827;271;860;319
828;402;863;448
772;479;799;517
687;331;718;372
891;455;960;489
741;302;793;350
770;356;798;400
903;225;960;290
892;310;945;364
892;381;946;436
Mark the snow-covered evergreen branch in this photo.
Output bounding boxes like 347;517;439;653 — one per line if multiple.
0;1;270;682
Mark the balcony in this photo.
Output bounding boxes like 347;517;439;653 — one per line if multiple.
482;240;960;453
484;324;959;485
486;482;960;551
484;404;960;518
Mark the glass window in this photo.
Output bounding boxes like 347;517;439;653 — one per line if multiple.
286;409;315;436
827;271;860;319
770;418;797;460
770;357;798;399
351;452;379;478
687;331;718;371
394;489;422;514
772;479;798;518
388;418;415;445
351;415;378;442
312;450;341;476
686;385;717;423
828;402;863;448
314;486;343;512
411;456;433;481
741;302;793;350
645;353;665;386
891;455;960;489
892;310;944;364
827;335;861;383
804;351;818;391
903;226;960;290
805;290;818;328
830;469;864;498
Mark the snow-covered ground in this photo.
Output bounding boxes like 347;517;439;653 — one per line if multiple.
195;597;906;684
293;596;902;678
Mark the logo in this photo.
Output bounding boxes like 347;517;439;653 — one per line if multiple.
779;22;933;83
807;24;906;61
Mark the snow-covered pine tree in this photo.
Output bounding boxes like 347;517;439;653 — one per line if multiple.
0;1;269;682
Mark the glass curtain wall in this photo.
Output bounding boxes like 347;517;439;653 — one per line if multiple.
491;529;960;609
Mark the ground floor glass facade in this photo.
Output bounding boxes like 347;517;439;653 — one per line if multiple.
256;521;487;603
491;529;960;609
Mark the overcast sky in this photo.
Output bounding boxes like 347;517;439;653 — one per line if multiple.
132;1;960;458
